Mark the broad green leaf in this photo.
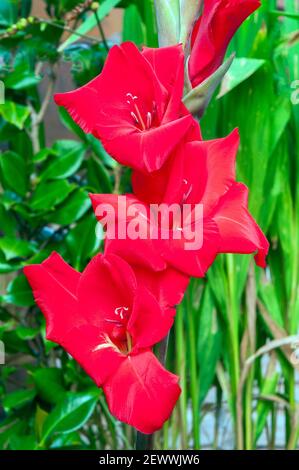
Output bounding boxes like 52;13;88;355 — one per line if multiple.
254;372;279;443
16;326;39;340
47;189;91;225
257;275;284;328
0;101;30;129
0;259;23;274
33;368;66;405
9;435;36;450
4;65;42;90
30;180;74;212
32;148;54;163
35;405;49;442
66;216;101;270
123;4;145;46
49;432;84;450
218;58;265;98
269;9;299;20
0;237;37;260
87;156;113;193
3;388;36;411
41;392;98;441
0;204;17;236
0;151;28;196
1;274;34;307
86;135;116;168
198;286;222;403
40;140;85;181
0;0;18;27
57;107;87;142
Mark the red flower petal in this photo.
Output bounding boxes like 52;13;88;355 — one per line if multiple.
132;128;238;211
132;265;190;308
94;114;194;173
142;44;185;122
24;252;80;342
160;217;220;277
142;44;184;96
103;351;181;434
60;324;126;386
131;122;202;204
181;129;239;212
77;253;137;330
90;193;167;271
128;285;175;351
212;182;269;267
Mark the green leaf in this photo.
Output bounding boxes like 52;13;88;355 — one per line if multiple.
16;326;39;340
0;0;18;27
1;274;34;307
0;101;30;129
0;237;37;260
47;189;91;225
9;435;36;450
254;372;279;443
87;156;113;193
123;4;145;46
218;58;266;98
269;9;299;20
33;368;66;405
0;204;17;236
32;148;54;163
3;388;36;411
30;180;75;212
58;107;87;142
41;391;98;442
86;135;116;168
0;151;28;196
198;286;222;404
0;260;23;274
4;65;42;90
40;140;85;181
66;216;101;270
58;0;122;51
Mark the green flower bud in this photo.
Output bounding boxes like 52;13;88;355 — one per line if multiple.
19;18;28;28
90;2;99;11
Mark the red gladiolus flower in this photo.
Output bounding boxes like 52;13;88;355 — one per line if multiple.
24;252;180;433
91;129;269;277
189;0;261;88
54;42;197;173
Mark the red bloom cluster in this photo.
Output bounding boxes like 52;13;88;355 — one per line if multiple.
24;1;268;434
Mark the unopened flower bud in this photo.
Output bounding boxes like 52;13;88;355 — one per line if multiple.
18;18;28;28
90;2;99;11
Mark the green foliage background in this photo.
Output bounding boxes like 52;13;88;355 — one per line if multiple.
0;0;298;450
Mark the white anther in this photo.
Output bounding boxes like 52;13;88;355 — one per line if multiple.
115;306;129;320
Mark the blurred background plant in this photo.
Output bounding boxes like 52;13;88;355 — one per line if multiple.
0;0;298;450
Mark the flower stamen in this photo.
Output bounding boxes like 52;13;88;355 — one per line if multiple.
126;93;147;131
115;306;129;320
